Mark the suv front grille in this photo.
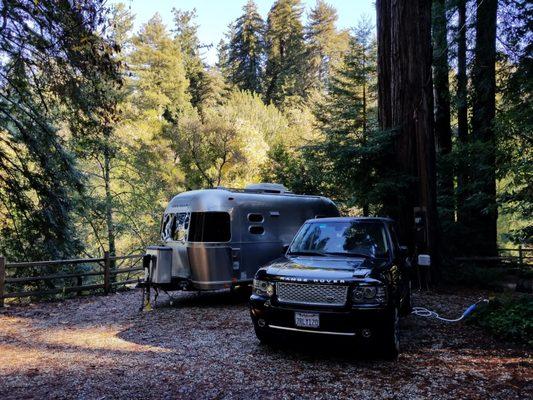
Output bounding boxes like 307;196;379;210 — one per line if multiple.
276;282;348;306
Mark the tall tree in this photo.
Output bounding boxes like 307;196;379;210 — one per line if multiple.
470;0;498;256
305;0;346;91
106;14;191;255
70;3;130;262
172;8;206;109
313;24;378;214
227;1;265;93
0;0;119;261
216;38;230;78
264;0;307;106
455;0;470;228
376;0;392;133
494;0;532;246
432;0;454;229
376;0;439;268
130;14;190;113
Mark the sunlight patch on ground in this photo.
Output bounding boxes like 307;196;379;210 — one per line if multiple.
0;315;170;372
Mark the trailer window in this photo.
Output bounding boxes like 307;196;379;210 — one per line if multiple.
249;225;264;235
188;212;231;242
161;213;175;241
172;212;190;241
248;213;264;222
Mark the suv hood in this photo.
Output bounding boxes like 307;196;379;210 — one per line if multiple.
259;255;386;281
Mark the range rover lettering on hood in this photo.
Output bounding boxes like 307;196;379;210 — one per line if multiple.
278;276;347;284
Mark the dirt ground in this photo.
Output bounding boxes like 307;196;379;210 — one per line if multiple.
0;288;531;400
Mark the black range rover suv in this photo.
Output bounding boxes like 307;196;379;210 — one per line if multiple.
250;217;411;359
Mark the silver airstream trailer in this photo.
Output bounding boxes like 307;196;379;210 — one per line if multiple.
146;183;339;292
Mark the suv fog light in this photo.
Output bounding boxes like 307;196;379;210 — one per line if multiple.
258;318;266;327
361;329;371;338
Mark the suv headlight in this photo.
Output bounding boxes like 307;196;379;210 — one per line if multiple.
253;279;275;297
352;285;387;305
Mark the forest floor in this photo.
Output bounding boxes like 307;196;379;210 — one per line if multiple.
0;288;531;400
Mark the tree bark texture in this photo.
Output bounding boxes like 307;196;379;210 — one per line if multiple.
377;0;440;270
471;0;498;256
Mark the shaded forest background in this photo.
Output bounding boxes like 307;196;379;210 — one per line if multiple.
0;0;531;264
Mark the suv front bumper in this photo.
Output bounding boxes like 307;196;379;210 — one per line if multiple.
250;294;390;339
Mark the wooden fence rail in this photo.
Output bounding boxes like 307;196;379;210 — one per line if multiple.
1;246;530;307
454;246;532;267
0;252;148;307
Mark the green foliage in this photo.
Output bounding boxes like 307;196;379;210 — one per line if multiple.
164;90;302;189
131;14;190;113
0;0;120;261
260;143;327;195
172;8;207;110
0;0;530;270
305;0;349;91
495;56;532;246
440;263;508;288
261;20;411;218
227;1;265;93
470;295;533;347
264;0;307;106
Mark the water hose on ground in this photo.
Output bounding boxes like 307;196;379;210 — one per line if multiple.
411;299;489;322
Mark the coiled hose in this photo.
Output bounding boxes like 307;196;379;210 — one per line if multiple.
411;299;489;322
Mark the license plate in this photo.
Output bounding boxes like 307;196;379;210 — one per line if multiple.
295;312;320;328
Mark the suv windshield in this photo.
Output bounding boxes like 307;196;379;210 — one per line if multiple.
288;221;390;259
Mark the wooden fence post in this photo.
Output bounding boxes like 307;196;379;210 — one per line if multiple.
104;251;110;295
0;256;5;307
76;275;83;297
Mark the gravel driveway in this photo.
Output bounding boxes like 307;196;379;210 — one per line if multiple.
0;289;530;399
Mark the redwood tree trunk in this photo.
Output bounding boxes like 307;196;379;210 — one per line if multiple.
377;0;392;131
471;0;498;256
377;0;440;272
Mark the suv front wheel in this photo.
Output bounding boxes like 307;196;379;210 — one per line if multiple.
254;327;274;345
380;305;400;360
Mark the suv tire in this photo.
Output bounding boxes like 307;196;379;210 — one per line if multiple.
381;306;400;360
254;327;274;345
400;281;412;316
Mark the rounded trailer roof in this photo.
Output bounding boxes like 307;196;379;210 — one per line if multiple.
165;187;335;213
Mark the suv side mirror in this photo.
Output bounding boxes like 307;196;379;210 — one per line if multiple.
399;245;409;256
282;244;290;253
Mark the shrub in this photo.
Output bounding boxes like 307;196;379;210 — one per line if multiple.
470;295;533;347
441;262;508;288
